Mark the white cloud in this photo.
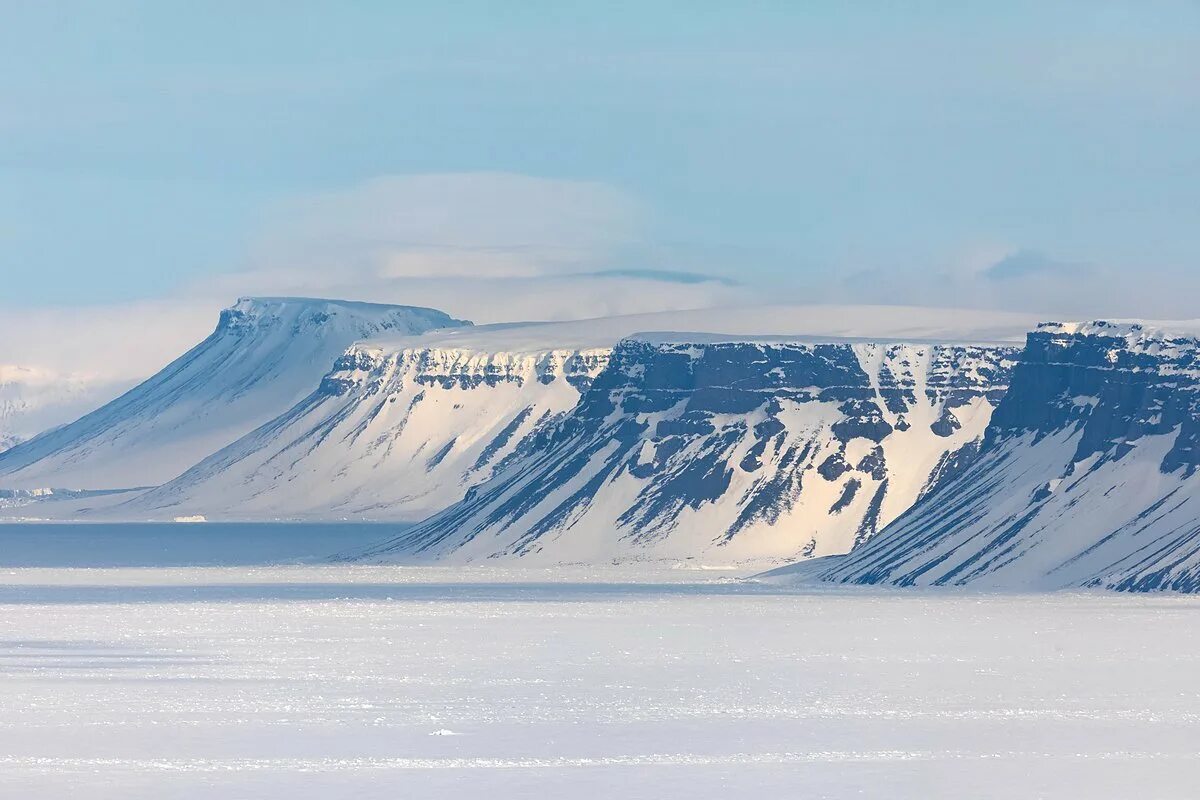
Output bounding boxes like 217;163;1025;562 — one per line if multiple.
981;250;1090;282
0;299;219;437
207;171;749;323
240;172;644;281
0;300;215;383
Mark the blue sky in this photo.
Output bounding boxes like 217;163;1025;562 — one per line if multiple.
2;2;1198;324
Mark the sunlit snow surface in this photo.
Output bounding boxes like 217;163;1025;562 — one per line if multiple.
2;526;1200;798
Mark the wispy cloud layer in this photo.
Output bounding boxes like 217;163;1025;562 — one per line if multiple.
982;250;1091;282
816;243;1198;321
208;172;750;322
0;301;215;383
243;173;642;280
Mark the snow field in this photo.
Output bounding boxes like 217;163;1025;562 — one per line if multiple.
1;532;1199;798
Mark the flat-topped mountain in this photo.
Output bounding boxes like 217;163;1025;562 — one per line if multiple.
0;297;468;490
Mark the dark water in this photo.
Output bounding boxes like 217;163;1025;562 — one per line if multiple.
0;522;408;567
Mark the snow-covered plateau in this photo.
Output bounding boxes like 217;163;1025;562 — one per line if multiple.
0;526;1198;800
0;297;1045;568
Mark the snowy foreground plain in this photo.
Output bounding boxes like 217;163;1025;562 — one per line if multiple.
3;525;1200;798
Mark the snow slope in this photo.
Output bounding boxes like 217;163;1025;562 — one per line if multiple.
0;298;467;490
358;335;1019;565
804;320;1200;591
128;340;611;521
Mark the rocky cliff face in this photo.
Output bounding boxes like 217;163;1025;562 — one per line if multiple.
359;336;1017;564
812;321;1200;591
